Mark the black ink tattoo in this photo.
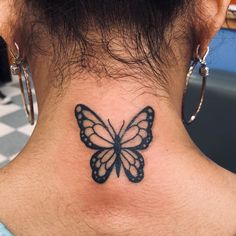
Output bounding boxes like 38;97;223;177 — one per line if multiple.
75;104;155;184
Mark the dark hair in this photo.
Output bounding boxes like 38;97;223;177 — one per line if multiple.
22;0;197;88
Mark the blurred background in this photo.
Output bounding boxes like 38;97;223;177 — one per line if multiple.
0;3;236;172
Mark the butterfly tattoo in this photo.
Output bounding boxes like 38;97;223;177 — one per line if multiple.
75;104;155;184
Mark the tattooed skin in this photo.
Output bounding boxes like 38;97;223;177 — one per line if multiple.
75;104;155;184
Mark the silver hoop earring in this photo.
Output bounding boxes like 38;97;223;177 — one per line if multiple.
182;45;210;125
9;43;35;125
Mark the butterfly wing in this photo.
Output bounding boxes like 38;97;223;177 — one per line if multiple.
90;149;117;184
75;104;117;184
120;149;144;183
75;104;115;150
119;106;154;183
120;106;155;150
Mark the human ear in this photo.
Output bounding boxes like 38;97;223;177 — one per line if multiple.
0;0;19;49
197;0;231;54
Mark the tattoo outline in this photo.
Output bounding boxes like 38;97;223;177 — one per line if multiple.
75;104;155;184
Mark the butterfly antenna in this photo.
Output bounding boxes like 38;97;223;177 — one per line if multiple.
108;119;116;137
118;120;125;137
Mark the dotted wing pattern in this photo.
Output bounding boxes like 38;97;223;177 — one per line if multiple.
121;106;155;150
120;149;144;183
75;104;114;150
90;149;117;183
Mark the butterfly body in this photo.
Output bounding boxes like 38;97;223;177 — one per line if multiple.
113;135;122;177
114;155;122;178
75;104;155;184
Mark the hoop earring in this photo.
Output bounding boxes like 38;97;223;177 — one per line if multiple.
9;43;35;125
182;45;210;125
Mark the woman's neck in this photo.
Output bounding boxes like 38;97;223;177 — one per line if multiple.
1;73;236;235
29;74;193;162
10;73;236;194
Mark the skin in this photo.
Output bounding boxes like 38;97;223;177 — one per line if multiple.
0;0;236;235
